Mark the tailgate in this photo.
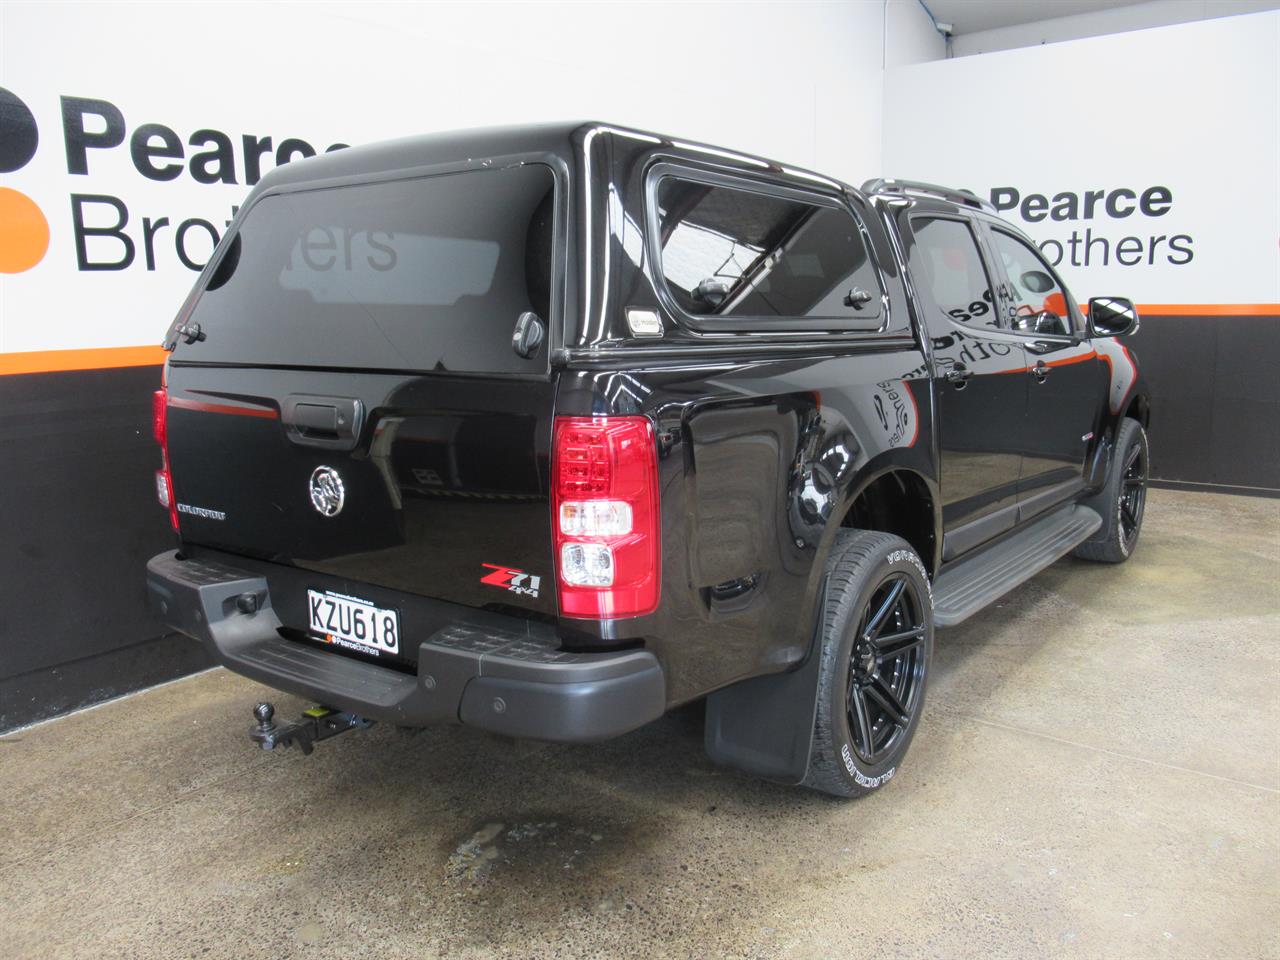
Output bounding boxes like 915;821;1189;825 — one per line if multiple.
162;161;560;620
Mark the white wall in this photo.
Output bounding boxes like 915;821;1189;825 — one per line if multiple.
883;10;1280;307
0;0;941;360
886;0;948;66
952;0;1279;57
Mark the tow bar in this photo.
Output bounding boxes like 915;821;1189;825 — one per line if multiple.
249;702;373;755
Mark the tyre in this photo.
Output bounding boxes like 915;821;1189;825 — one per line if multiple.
1074;418;1148;563
802;530;934;799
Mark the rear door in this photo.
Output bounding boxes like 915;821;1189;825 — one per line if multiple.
163;161;562;620
983;225;1107;519
905;213;1028;560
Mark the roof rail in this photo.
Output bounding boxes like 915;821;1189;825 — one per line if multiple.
861;178;994;213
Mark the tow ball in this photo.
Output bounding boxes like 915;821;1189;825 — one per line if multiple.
249;702;373;755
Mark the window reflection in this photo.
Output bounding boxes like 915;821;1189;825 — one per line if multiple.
656;178;880;320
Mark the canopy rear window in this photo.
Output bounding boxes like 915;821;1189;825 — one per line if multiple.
178;163;556;373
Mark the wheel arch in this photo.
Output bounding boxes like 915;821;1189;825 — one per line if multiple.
1124;392;1151;428
832;464;940;578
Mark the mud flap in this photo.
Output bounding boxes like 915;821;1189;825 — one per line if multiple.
703;588;824;784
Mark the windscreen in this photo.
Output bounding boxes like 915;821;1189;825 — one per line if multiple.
177;163;556;373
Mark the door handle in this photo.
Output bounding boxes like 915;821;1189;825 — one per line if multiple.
282;395;364;450
1032;360;1050;382
945;363;974;387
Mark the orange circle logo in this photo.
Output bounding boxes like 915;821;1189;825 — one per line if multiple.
0;187;50;273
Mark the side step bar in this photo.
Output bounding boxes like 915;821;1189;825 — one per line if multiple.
932;505;1102;627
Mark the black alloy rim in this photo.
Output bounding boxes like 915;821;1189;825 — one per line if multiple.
1119;440;1147;545
846;573;927;765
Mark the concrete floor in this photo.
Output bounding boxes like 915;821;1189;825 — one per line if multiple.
3;488;1277;960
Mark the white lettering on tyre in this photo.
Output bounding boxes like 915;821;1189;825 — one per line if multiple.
1116;493;1130;556
841;743;896;788
886;548;932;605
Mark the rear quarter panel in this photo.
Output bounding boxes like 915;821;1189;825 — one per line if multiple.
556;348;935;705
556;130;938;703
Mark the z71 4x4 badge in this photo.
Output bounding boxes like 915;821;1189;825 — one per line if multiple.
480;563;542;598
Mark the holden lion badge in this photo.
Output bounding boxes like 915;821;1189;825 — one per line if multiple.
309;466;345;517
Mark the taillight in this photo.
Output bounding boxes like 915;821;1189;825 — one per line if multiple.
152;386;178;532
552;416;660;618
151;387;167;446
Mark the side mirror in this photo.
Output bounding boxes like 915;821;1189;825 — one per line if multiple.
1088;297;1139;337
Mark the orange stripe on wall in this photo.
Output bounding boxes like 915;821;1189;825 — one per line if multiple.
0;345;167;376
1133;303;1279;316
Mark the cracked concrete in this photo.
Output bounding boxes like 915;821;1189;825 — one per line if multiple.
2;488;1276;959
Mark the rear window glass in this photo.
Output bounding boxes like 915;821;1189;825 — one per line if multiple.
654;176;881;322
180;163;555;372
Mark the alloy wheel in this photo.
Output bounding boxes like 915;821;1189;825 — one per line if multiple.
1119;440;1147;547
845;573;927;764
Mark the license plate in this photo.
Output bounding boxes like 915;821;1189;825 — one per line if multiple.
307;589;400;656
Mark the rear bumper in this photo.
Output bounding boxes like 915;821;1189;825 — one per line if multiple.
145;550;665;742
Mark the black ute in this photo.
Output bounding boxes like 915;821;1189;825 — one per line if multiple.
145;124;1150;797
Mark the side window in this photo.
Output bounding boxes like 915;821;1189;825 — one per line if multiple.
990;229;1074;337
654;177;881;321
908;217;998;329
